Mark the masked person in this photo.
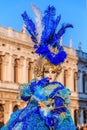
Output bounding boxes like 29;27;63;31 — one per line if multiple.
1;4;76;130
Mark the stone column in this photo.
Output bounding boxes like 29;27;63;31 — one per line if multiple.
17;58;23;83
71;108;74;120
21;58;29;83
4;54;15;82
4;101;13;124
5;54;17;83
63;69;68;87
0;54;9;81
14;57;24;83
10;55;16;82
0;56;2;80
8;102;13;119
67;69;74;92
58;69;64;85
18;57;25;83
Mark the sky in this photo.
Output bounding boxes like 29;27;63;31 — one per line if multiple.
0;0;87;52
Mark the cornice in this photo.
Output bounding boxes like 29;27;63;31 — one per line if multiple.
67;54;78;61
0;33;33;49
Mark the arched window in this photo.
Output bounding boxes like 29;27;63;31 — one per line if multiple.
0;104;4;128
83;73;86;93
85;75;87;93
28;62;33;82
0;56;2;80
14;59;19;83
13;105;19;112
74;109;79;126
74;72;78;92
64;70;68;86
83;109;87;124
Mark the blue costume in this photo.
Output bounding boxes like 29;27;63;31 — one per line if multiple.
1;4;76;130
1;78;76;130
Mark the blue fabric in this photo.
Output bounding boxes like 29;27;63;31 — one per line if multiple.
1;78;76;130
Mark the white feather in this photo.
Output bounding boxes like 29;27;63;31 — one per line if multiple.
31;3;44;43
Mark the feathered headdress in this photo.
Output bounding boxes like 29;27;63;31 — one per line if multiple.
22;4;73;65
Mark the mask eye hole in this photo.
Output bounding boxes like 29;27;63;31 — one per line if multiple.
51;71;56;74
44;70;49;74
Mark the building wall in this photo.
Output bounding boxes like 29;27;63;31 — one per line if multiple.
0;26;87;127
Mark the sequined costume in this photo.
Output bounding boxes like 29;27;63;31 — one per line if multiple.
1;78;76;130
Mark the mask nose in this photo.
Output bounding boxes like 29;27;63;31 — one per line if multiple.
48;72;51;77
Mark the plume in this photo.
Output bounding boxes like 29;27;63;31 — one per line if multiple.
22;5;73;65
21;11;37;43
31;3;44;43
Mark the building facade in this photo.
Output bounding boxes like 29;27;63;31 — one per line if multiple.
0;26;87;128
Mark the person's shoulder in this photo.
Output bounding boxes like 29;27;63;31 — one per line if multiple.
53;81;71;94
58;82;71;91
58;84;71;97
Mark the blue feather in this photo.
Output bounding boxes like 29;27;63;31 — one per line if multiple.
41;6;57;45
22;5;73;65
49;23;73;47
45;15;61;46
56;23;73;40
21;11;37;43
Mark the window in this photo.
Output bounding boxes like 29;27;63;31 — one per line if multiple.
74;72;78;92
13;105;19;112
14;59;19;83
74;109;79;126
0;104;4;128
28;62;33;82
83;73;87;93
64;70;68;86
83;109;87;124
0;57;2;80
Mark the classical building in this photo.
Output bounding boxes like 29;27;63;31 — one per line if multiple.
0;26;87;128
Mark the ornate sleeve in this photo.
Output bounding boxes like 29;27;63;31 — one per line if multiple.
58;86;71;107
17;79;37;101
49;82;71;115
